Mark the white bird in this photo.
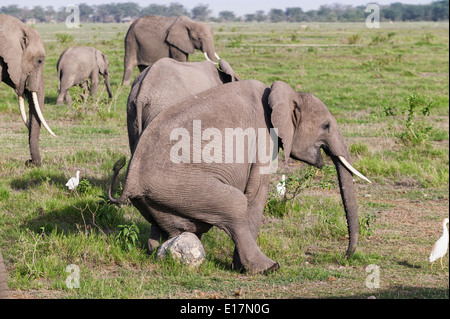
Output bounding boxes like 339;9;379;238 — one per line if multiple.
65;170;80;190
429;217;449;270
276;174;286;196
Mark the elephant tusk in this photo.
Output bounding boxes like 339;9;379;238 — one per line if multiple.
18;96;28;128
203;52;217;65
338;156;372;183
32;92;56;137
215;52;221;60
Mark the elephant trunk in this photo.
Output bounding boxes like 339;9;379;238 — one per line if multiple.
202;42;219;64
104;73;113;99
331;153;360;257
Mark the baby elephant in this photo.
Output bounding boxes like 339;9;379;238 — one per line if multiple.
56;46;113;105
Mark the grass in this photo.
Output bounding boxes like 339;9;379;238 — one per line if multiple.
0;21;448;299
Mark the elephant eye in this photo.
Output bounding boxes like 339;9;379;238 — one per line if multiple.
322;121;330;131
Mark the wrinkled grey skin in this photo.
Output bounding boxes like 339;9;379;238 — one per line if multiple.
122;15;218;86
109;80;360;274
0;14;46;166
0;248;8;299
56;46;113;105
127;57;239;154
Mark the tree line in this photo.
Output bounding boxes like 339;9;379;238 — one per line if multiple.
1;1;448;23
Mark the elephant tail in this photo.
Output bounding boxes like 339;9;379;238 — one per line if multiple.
108;156;129;205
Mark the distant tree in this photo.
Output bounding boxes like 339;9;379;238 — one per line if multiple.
285;7;305;22
0;5;22;19
317;5;337;22
141;4;167;16
219;11;236;22
32;6;46;22
269;9;285;22
78;3;94;22
255;10;267;22
431;0;449;20
45;6;56;22
245;14;256;22
167;3;188;16
191;4;211;21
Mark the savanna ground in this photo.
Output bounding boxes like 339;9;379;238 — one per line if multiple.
0;21;448;300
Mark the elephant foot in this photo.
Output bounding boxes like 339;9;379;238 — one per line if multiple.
25;159;41;167
263;262;280;275
147;237;160;255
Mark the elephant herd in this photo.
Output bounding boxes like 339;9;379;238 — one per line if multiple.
0;13;371;281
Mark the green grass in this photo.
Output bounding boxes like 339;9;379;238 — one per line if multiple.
0;22;448;299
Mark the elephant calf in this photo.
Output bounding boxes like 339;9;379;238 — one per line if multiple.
56;46;113;105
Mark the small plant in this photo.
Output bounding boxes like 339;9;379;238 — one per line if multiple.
116;223;140;252
347;33;362;44
76;178;92;195
95;192;122;227
55;33;74;44
265;167;317;218
398;94;434;146
359;213;376;237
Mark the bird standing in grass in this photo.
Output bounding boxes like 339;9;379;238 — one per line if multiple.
276;175;286;196
66;170;80;190
429;217;449;270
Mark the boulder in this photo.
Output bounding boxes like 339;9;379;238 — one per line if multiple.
156;232;206;268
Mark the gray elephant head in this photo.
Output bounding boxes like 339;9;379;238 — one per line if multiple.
0;14;55;166
95;49;113;99
269;81;370;256
166;16;218;63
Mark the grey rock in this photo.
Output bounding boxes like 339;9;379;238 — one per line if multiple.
156;232;206;268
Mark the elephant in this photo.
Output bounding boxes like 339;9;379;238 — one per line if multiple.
122;15;220;86
127;57;239;154
0;14;56;166
56;46;113;105
0;248;8;299
108;80;370;274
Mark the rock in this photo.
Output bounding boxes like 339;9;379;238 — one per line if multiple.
156;232;206;268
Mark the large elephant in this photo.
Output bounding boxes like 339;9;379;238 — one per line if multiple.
122;15;219;86
56;46;113;105
0;14;55;166
109;80;370;274
0;248;8;299
127;57;239;154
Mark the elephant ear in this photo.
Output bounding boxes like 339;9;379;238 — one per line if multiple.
268;81;300;162
218;59;240;82
0;26;27;89
166;17;195;54
95;50;108;75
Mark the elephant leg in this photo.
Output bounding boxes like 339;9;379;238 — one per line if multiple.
90;74;99;96
65;90;73;106
148;223;169;254
122;53;138;86
232;174;270;271
175;180;278;274
56;90;65;105
80;82;89;101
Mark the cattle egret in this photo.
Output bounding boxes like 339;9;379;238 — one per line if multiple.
66;170;80;190
429;218;449;270
277;175;286;196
